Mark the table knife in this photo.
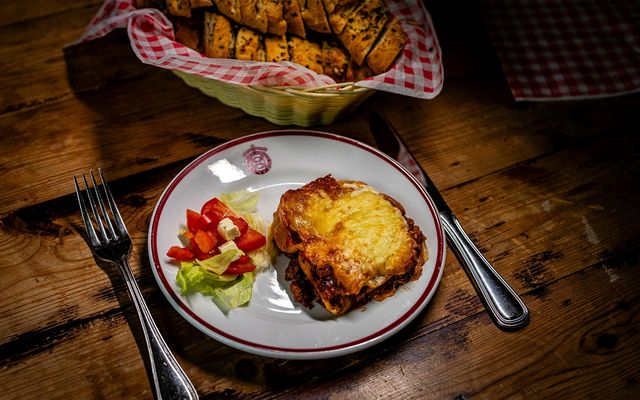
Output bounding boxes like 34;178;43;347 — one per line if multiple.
369;112;529;330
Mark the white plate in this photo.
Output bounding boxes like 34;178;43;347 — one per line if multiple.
148;131;446;359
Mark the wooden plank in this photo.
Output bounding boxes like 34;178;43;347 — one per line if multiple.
0;0;102;28
0;4;104;112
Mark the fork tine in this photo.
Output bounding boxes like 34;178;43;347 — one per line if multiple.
74;175;100;246
91;170;117;240
99;168;129;237
82;173;109;243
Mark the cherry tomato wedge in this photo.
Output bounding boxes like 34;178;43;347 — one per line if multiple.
201;198;235;219
186;209;201;232
224;260;256;274
166;246;194;261
234;228;266;252
228;216;249;234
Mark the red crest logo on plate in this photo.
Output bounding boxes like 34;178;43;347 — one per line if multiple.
243;145;271;175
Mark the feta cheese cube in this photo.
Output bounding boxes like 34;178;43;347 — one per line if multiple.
217;217;240;241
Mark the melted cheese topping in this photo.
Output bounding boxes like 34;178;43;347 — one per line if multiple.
288;183;415;294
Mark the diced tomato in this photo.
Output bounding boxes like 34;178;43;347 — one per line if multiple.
201;198;235;219
166;246;194;261
189;238;211;260
194;229;216;254
228;216;249;234
205;230;218;246
238;255;250;264
186;209;201;232
234;228;266;252
224;259;256;274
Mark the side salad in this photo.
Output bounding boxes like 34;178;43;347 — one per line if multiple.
166;190;277;311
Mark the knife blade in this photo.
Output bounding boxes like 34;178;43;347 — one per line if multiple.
369;111;529;330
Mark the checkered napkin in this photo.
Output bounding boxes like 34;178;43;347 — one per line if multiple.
75;0;443;98
482;0;640;101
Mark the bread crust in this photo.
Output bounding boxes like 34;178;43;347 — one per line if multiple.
189;0;213;8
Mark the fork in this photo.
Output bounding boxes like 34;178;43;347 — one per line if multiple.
74;169;199;400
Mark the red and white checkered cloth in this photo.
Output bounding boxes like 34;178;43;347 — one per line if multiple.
74;0;443;98
482;0;640;101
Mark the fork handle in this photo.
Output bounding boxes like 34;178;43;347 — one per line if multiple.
118;258;199;400
439;211;530;330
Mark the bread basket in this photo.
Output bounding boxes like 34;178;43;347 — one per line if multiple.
76;0;443;127
173;70;374;126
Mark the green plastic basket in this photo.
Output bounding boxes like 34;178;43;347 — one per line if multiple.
173;70;374;126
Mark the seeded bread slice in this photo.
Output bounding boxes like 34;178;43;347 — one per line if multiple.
289;36;323;74
236;27;264;60
337;0;389;65
241;0;269;33
264;0;288;35
322;41;349;81
283;0;306;37
203;12;235;58
213;0;242;23
265;35;290;61
300;0;331;33
366;17;406;74
167;0;191;17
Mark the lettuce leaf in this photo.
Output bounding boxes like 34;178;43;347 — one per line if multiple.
220;190;260;213
196;249;243;274
176;262;254;311
211;271;256;312
176;262;238;296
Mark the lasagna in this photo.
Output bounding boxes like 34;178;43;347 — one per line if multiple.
271;175;427;315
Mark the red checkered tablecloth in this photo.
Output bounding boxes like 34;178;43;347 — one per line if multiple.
74;0;443;99
481;0;640;101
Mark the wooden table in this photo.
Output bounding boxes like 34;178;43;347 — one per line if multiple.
2;1;639;398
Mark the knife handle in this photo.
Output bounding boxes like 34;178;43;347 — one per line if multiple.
438;211;530;330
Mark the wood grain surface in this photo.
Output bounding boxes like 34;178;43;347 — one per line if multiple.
1;1;639;399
